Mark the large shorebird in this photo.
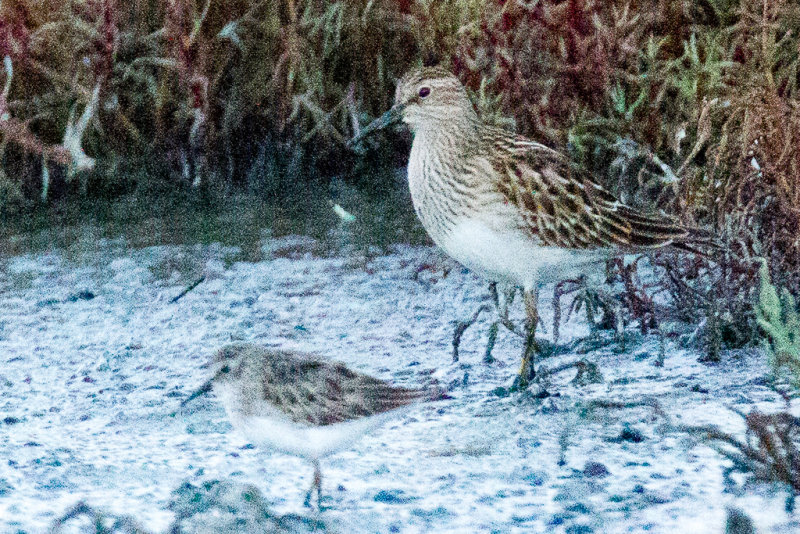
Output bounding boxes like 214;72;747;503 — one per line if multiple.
350;66;710;390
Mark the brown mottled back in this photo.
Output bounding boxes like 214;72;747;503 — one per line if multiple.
387;66;714;255
212;344;435;426
487;131;695;251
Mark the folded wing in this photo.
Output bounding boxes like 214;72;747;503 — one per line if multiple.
490;134;693;252
265;353;430;426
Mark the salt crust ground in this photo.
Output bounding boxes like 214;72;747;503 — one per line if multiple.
0;231;798;533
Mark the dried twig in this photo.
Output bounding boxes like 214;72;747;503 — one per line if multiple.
680;409;800;493
170;276;206;304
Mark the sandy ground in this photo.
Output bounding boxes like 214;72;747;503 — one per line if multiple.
0;229;798;533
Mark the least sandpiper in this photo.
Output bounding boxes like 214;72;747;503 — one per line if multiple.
350;66;711;390
181;343;447;508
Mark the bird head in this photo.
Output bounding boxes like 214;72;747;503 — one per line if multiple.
180;344;252;407
348;66;475;148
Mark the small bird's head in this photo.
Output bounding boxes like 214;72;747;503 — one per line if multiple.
207;344;248;382
180;344;255;407
348;66;475;148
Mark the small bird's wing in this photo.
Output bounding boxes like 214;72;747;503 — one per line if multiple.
264;352;432;426
488;132;692;251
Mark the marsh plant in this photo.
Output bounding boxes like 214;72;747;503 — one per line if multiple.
0;0;799;348
757;259;800;388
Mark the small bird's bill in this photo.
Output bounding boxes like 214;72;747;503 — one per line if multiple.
346;104;406;150
180;380;213;407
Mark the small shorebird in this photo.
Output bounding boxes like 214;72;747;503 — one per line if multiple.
350;66;710;390
181;343;447;508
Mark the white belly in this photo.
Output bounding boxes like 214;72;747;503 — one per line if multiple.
440;219;607;288
407;137;609;287
217;383;410;460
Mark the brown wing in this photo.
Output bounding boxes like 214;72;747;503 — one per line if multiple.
490;133;691;251
263;350;430;426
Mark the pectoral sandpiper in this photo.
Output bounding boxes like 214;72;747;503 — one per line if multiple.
181;343;448;508
350;66;710;391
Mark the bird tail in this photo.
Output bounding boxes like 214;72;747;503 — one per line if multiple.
671;226;722;257
427;386;454;402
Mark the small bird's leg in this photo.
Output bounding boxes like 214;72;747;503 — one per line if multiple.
303;459;322;509
512;288;539;391
314;460;322;509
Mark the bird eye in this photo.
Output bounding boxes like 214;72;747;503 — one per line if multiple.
220;365;230;374
418;87;431;98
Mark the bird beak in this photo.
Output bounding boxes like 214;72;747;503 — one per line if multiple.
180;379;213;407
347;103;405;150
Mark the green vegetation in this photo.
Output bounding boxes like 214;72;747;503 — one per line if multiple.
757;259;800;387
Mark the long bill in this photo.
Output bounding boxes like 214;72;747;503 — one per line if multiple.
346;103;405;150
180;379;213;408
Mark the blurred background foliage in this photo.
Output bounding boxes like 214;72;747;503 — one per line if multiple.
1;0;800;351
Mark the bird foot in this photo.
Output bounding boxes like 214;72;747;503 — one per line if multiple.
509;373;529;393
495;376;549;398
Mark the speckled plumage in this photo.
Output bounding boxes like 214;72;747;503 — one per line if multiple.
351;66;713;388
210;343;429;427
392;66;703;288
184;343;446;507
